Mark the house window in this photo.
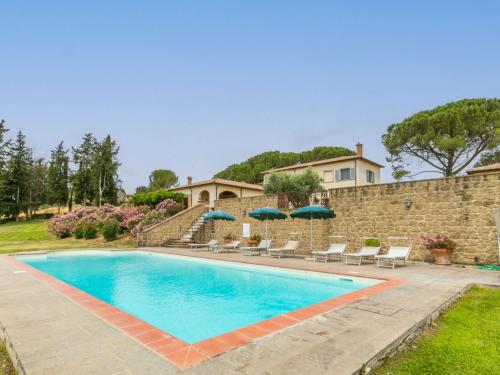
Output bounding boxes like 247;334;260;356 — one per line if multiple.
335;168;355;181
367;170;375;183
323;170;334;182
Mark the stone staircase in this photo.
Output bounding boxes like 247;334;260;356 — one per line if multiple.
161;213;207;248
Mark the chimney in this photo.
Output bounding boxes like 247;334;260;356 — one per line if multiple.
356;143;363;157
187;176;193;185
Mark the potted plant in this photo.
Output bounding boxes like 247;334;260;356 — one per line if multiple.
421;234;456;265
223;233;236;244
248;234;262;247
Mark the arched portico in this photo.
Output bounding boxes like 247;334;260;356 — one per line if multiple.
218;191;238;200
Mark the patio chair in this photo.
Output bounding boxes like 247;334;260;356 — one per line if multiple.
375;237;412;269
343;239;381;265
268;240;300;259
213;240;241;253
240;240;272;256
312;236;347;262
189;239;218;251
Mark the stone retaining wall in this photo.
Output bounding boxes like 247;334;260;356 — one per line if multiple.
210;173;499;264
137;204;207;246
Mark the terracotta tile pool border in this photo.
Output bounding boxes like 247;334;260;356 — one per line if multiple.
1;252;405;370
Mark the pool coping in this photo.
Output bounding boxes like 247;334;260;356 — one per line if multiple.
1;252;405;370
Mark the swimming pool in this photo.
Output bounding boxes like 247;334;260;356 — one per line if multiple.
17;251;383;343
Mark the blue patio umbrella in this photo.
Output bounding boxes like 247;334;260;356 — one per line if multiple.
248;207;287;240
204;210;236;241
291;205;336;251
204;210;236;222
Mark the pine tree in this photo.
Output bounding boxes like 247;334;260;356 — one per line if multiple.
93;135;121;206
5;131;31;220
47;141;69;213
72;133;98;206
27;157;48;217
0;120;11;216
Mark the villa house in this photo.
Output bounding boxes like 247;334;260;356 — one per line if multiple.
467;163;500;175
261;143;384;190
169;177;263;208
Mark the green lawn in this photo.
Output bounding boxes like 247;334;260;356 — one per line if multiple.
372;285;500;375
0;220;135;254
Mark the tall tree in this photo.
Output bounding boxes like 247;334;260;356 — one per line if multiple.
149;169;178;190
72;133;98;205
93;135;120;206
382;98;500;179
27;157;48;217
5;131;31;220
214;146;355;183
0;120;11;216
47;141;69;213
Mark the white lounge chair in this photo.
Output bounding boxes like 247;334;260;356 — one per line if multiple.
343;240;381;265
213;240;241;253
240;240;272;256
312;236;347;262
189;239;218;251
268;241;300;259
375;237;412;268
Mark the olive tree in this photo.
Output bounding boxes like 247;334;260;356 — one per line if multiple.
382;98;500;178
264;168;322;207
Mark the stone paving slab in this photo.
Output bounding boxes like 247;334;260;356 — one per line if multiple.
1;248;499;374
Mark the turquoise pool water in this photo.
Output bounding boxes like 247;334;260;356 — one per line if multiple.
18;251;382;343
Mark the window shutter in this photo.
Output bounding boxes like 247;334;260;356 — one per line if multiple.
366;170;370;182
335;170;340;181
350;168;355;180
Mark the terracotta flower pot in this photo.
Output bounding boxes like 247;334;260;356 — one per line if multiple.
432;248;451;265
248;240;258;247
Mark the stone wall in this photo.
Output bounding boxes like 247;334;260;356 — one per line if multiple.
137;204;207;246
209;173;500;264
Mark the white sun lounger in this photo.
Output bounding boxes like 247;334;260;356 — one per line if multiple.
268;241;300;259
213;240;241;253
189;239;218;251
375;237;412;268
312;243;347;262
240;240;272;256
343;244;381;265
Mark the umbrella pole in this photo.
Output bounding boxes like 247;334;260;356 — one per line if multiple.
310;215;313;251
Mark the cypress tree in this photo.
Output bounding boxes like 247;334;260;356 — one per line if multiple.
93;135;121;206
72;133;98;206
47;141;69;213
5;131;31;220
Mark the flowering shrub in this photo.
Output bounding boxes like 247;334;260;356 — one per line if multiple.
49;199;184;241
421;234;456;251
82;221;98;239
131;199;183;236
102;219;121;241
48;216;75;238
129;189;184;208
120;205;149;230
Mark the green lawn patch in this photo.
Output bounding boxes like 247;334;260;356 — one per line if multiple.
0;220;134;254
372;285;500;375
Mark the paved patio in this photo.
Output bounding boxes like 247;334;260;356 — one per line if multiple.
0;248;499;375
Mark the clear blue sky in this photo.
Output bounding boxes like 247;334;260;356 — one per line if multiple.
1;1;499;193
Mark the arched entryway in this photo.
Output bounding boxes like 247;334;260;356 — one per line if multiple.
199;190;210;205
219;191;238;200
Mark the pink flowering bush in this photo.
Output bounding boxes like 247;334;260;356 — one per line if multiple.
49;199;184;240
131;199;183;236
120;205;149;230
48;216;75;238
